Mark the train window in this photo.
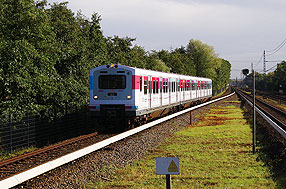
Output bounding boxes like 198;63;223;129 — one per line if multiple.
160;81;162;93
153;80;156;94
164;81;168;93
99;75;126;89
140;77;142;92
177;82;180;91
173;81;176;92
175;81;176;92
156;80;159;94
144;79;148;94
184;81;187;91
166;82;168;92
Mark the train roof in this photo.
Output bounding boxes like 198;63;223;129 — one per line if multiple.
90;64;212;81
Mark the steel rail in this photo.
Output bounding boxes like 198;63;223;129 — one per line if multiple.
255;96;286;116
236;89;286;139
0;92;234;189
237;89;286;128
0;132;98;168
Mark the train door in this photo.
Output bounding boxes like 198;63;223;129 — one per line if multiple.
205;81;207;96
142;76;149;109
201;81;203;98
148;76;152;108
169;78;171;104
151;77;160;108
195;80;198;99
183;80;186;101
177;79;180;102
200;81;202;97
180;79;184;102
160;77;162;106
190;81;194;100
198;81;200;99
170;79;175;104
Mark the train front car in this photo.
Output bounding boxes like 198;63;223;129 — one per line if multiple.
89;64;136;126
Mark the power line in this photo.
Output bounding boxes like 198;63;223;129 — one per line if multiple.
255;53;264;67
266;37;286;53
266;38;286;56
265;64;277;72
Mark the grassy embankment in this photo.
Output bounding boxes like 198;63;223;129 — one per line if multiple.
0;147;37;161
92;102;276;188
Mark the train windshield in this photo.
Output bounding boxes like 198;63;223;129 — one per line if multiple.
99;75;126;89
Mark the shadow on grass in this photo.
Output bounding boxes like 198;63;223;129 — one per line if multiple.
241;101;286;188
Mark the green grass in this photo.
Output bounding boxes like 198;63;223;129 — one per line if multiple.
0;147;37;161
91;105;276;188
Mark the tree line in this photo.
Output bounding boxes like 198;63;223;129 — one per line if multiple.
243;61;286;92
0;0;231;120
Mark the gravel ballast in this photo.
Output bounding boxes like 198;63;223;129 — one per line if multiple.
17;94;237;188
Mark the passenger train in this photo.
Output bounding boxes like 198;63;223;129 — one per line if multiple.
89;64;212;128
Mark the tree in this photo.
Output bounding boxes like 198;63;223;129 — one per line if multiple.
0;0;59;118
214;59;231;89
186;39;220;79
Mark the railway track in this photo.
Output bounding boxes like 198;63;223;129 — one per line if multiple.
256;90;286;105
235;88;286;130
0;92;234;188
0;132;114;181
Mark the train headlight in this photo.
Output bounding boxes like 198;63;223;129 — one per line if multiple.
93;95;98;100
126;95;131;100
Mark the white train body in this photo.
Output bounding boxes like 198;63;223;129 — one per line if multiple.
89;64;212;119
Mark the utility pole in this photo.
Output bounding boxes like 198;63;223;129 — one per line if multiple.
263;50;266;74
252;63;256;154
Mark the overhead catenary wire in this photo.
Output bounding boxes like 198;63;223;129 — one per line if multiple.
255;53;264;67
265;64;277;72
266;38;286;53
266;38;286;56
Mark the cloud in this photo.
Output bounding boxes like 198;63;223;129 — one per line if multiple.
47;0;286;78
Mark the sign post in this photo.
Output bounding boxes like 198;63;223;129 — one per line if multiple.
190;111;192;125
156;157;180;189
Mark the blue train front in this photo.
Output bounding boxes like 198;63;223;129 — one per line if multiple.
89;64;136;120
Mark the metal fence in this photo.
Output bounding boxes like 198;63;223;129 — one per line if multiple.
0;113;36;153
212;86;227;96
0;107;96;153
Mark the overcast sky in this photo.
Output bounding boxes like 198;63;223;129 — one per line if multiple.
48;0;286;79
